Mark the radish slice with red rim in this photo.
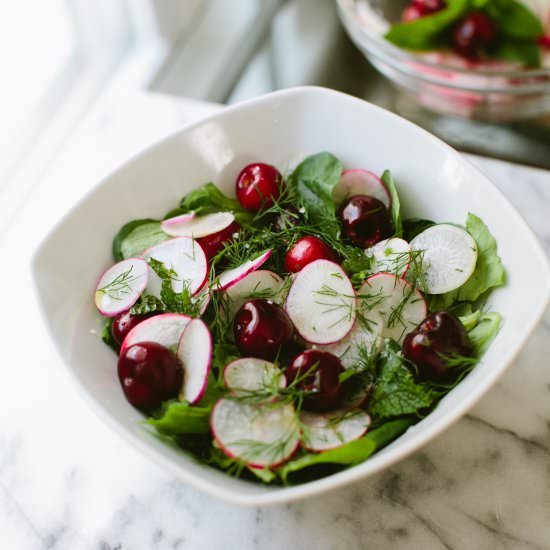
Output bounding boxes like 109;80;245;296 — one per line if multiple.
161;212;234;238
223;358;286;394
333;169;391;209
177;319;212;404
285;260;356;345
410;224;478;294
300;409;371;452
142;237;207;297
120;313;191;355
210;399;300;468
318;318;382;369
220;270;284;323
94;258;149;317
368;238;411;278
215;249;272;291
358;273;427;345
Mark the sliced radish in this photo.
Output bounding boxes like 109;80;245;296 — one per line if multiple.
358;273;427;344
94;258;149;317
177;319;212;404
223;358;286;394
120;313;191;355
318;318;382;369
210;399;300;468
410;224;478;294
333;169;391;209
161;212;234;238
285;260;356;345
369;238;411;278
142;237;208;297
195;284;210;316
215;249;272;291
221;270;284;322
300;410;371;452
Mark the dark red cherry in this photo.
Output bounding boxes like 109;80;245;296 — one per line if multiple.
198;222;241;260
403;311;472;381
117;342;182;410
452;12;497;59
340;195;393;248
233;299;294;360
402;0;445;21
111;311;148;346
286;350;344;412
235;163;282;212
414;0;446;13
284;236;337;273
402;4;424;21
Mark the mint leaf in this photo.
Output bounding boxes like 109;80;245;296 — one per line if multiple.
368;341;434;420
485;0;544;39
381;170;403;237
278;418;413;480
429;213;505;310
494;40;541;68
288;152;343;226
113;219;169;261
147;400;211;435
385;0;470;50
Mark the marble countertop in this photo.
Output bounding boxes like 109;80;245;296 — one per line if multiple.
1;92;550;550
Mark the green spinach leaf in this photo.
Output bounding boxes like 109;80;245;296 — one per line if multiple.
288;152;343;226
469;312;502;355
147;400;211;436
494;40;541;68
278;418;413;480
385;0;470;50
113;219;170;261
179;182;254;226
486;0;544;39
381;170;403;237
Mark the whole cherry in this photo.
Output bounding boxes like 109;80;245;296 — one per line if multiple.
452;11;497;59
402;0;445;21
236;163;282;212
285;236;337;273
286;350;344;412
117;342;182;410
340;195;393;248
233;299;294;360
403;311;473;381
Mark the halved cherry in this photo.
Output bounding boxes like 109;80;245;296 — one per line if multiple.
197;222;241;260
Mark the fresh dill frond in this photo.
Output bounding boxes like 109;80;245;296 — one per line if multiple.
96;265;143;300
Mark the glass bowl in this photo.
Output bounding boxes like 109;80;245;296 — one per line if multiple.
337;0;550;121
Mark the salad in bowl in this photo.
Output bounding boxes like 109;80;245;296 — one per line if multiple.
94;152;505;485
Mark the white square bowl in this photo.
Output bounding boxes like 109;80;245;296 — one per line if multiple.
32;87;550;506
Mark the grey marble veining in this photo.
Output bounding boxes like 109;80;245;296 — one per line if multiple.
1;95;550;549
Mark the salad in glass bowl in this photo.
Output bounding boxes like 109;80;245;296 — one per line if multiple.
338;0;550;120
94;152;505;485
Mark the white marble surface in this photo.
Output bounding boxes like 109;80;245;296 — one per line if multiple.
1;92;550;550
